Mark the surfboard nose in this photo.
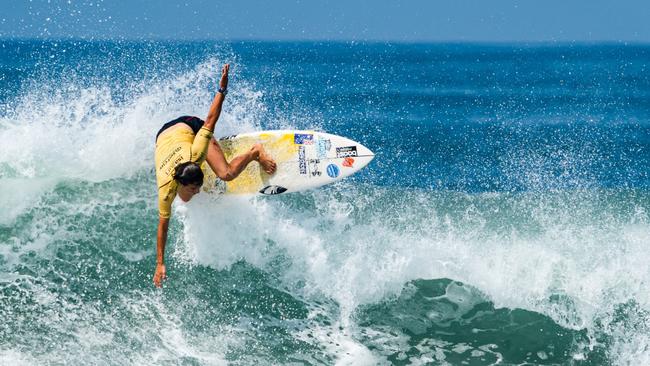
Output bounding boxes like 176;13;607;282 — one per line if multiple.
351;142;374;170
328;136;374;173
359;143;374;158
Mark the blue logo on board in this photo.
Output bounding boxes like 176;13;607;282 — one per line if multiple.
326;164;340;178
294;133;314;145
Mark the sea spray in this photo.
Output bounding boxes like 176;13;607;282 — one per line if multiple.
2;40;650;364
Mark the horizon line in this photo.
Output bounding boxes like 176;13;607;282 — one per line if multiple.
2;36;650;46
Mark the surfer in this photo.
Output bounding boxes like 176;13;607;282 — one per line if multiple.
153;64;276;287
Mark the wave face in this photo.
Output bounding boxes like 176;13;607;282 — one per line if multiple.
1;40;650;365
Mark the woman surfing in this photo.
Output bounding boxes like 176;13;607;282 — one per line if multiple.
152;64;276;287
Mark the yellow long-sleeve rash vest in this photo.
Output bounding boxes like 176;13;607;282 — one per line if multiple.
154;126;212;219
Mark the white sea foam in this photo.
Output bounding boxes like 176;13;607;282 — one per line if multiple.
0;55;271;364
175;185;650;363
0;55;265;226
0;349;36;366
2;50;650;364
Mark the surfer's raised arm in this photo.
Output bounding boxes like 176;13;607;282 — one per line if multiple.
203;64;229;132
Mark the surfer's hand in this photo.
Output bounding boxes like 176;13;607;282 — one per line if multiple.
153;263;167;288
219;64;229;90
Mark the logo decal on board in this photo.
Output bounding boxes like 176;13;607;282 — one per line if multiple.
342;157;355;168
294;133;314;145
316;139;332;158
219;134;238;141
309;159;322;176
298;146;307;174
259;185;288;195
326;164;340;178
336;146;358;158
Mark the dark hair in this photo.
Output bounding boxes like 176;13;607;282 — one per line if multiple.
174;161;204;186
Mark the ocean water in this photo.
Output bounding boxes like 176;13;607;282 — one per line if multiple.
1;40;650;365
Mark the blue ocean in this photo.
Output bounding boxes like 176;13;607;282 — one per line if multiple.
1;40;650;365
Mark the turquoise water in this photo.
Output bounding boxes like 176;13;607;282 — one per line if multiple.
1;41;650;365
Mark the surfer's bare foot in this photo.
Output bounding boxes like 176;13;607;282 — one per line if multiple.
254;143;277;174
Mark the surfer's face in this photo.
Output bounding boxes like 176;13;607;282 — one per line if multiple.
178;183;201;202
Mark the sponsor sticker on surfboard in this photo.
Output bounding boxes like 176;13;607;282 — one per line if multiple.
294;133;314;145
326;164;340;178
298;146;307;174
209;130;374;195
336;146;358;158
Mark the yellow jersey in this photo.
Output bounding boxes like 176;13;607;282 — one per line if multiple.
154;125;213;218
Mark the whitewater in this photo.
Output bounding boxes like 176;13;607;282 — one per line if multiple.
1;40;649;365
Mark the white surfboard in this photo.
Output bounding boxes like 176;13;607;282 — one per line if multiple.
202;130;374;195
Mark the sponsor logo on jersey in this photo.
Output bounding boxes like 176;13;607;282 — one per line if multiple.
336;146;358;158
159;146;183;171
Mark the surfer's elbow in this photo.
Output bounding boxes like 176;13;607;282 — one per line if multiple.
217;170;236;181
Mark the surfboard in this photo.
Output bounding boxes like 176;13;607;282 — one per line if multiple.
202;130;374;195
